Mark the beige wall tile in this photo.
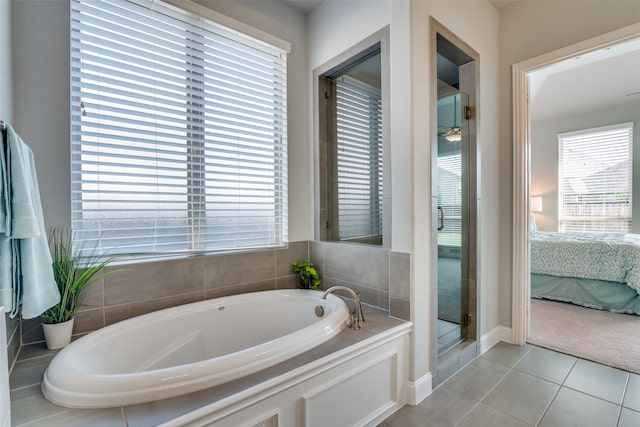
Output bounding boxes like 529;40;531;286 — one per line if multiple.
104;257;204;305
204;280;275;300
276;241;308;277
81;275;104;308
205;250;275;289
21;317;44;345
105;291;204;326
390;297;410;321
73;307;105;335
276;275;299;289
390;252;410;299
324;243;381;288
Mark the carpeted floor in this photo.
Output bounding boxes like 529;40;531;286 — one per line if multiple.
529;298;640;374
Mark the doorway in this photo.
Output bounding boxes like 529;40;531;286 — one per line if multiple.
511;24;640;345
431;20;480;386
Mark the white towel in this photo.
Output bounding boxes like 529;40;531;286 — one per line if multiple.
0;125;60;318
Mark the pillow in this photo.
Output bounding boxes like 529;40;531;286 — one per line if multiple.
530;215;538;235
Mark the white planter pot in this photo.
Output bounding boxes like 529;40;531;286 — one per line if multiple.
42;318;74;350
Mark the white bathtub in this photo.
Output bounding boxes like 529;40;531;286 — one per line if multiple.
41;289;349;408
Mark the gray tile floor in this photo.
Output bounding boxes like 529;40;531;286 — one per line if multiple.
381;342;640;427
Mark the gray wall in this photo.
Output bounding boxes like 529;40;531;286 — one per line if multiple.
0;0;20;375
531;101;640;232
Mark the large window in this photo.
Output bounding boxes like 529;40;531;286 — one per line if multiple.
71;0;288;257
558;122;633;233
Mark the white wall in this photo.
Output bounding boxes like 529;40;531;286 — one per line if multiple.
498;0;640;327
410;0;499;385
531;101;640;232
308;0;500;388
12;0;310;241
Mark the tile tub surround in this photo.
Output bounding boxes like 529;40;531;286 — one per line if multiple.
5;314;19;372
382;342;640;427
20;241;309;345
310;240;410;320
9;306;408;426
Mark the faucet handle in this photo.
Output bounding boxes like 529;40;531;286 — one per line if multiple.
351;311;361;330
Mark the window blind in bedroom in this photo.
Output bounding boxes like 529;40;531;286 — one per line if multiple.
558;122;633;233
70;0;288;258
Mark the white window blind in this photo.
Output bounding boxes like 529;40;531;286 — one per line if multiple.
71;0;288;257
437;154;462;246
335;75;383;241
558;122;633;233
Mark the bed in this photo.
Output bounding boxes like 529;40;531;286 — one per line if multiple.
530;230;640;315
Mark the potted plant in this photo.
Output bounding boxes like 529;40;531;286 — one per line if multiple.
41;228;123;349
291;261;321;290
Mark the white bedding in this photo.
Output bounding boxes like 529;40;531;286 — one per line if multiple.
531;231;640;295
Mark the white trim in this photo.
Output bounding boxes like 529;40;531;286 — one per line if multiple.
480;325;513;355
160;323;411;426
512;22;640;345
406;372;432;405
161;0;291;53
557;121;634;139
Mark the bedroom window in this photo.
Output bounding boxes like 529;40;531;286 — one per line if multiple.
70;0;288;258
558;122;633;233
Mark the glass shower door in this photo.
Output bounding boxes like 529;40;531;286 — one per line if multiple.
437;91;469;354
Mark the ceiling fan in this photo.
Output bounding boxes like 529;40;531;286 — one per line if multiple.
440;127;462;142
438;93;462;142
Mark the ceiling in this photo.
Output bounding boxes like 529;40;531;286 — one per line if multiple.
279;0;324;14
529;37;640;123
281;0;520;14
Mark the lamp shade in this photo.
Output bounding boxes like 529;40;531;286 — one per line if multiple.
530;196;543;213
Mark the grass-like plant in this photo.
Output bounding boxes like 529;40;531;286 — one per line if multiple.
291;261;321;290
40;228;124;324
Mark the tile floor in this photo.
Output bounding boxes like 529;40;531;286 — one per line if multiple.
380;342;640;427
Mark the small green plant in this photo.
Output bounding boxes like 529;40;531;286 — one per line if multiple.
41;228;125;324
291;261;321;290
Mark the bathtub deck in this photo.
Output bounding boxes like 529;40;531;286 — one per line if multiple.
9;306;408;426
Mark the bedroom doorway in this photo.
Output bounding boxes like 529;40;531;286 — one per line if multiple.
511;23;640;345
431;19;480;387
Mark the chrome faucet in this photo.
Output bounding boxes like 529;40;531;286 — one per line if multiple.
322;286;365;330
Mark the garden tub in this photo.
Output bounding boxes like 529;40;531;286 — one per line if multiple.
41;289;350;408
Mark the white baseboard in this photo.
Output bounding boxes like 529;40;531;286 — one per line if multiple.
480;325;512;354
406;372;432;405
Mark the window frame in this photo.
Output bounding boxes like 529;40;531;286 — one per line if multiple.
558;122;634;233
70;0;290;259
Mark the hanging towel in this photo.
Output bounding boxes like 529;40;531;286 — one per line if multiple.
0;133;11;312
0;127;8;233
0;125;60;319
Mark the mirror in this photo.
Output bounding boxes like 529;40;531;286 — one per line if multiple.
315;39;387;246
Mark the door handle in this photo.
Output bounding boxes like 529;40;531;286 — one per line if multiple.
438;206;445;231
